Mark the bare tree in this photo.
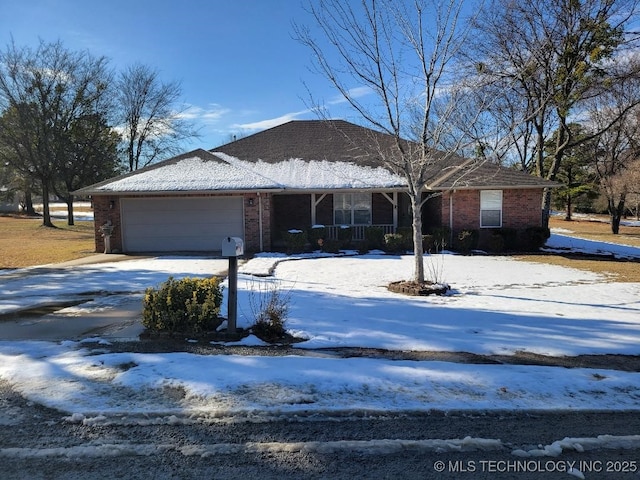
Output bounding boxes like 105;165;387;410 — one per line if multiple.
625;158;640;220
116;63;199;171
295;0;480;284
588;82;640;233
470;0;640;227
0;39;112;227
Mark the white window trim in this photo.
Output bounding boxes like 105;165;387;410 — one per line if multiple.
480;190;503;228
333;192;372;225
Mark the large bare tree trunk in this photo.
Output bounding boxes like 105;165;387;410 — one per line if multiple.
409;191;425;284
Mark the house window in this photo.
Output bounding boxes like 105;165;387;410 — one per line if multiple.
334;193;372;225
480;190;502;228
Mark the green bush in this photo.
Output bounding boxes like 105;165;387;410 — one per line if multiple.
384;233;405;253
308;225;326;250
337;225;353;248
455;229;479;253
496;228;518;251
364;226;385;251
397;227;413;250
282;229;307;254
422;234;436;253
323;238;342;253
488;232;506;253
522;226;551;251
142;276;224;334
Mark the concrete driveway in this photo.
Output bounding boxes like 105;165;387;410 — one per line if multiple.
0;254;231;342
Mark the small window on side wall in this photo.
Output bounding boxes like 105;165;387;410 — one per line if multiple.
480;190;502;228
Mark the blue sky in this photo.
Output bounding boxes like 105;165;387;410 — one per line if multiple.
0;0;357;148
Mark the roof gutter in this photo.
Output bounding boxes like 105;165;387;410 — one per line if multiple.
74;188;284;196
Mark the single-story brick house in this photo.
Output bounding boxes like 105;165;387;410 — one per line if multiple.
75;120;557;254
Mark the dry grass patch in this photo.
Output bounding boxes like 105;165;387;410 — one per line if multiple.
550;216;640;247
0;215;95;269
516;253;640;283
530;216;640;282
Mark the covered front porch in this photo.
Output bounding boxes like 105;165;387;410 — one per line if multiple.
270;191;441;247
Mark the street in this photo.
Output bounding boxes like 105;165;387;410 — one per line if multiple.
2;380;639;479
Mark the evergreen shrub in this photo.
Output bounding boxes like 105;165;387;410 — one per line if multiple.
522;226;551;251
142;276;224;334
282;229;307;254
364;226;385;251
337;225;353;248
422;234;436;253
384;233;405;253
308;225;326;250
397;227;414;250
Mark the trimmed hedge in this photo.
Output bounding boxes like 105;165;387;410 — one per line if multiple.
522;226;551;251
142;276;224;334
308;225;326;250
364;226;385;251
282;230;307;254
384;233;405;253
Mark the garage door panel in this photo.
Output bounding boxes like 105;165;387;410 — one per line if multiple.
121;197;243;252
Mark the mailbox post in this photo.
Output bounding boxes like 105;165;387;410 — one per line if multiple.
221;237;244;334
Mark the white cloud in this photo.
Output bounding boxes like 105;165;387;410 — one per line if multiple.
328;86;373;105
178;103;231;123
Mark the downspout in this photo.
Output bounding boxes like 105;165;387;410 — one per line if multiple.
449;190;454;247
258;192;264;252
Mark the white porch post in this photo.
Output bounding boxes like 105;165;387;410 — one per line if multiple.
381;192;399;231
311;193;327;226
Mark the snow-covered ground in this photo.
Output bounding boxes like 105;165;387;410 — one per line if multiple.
0;233;639;420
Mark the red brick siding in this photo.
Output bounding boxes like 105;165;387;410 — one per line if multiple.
243;192;272;252
92;196;122;253
502;189;543;228
440;188;543;231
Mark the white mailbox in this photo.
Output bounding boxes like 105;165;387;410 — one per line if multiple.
222;237;244;257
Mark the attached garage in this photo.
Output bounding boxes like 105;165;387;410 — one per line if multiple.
120;196;244;253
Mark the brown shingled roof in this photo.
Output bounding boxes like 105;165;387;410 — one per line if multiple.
436;161;560;190
212;120;397;166
212;119;557;190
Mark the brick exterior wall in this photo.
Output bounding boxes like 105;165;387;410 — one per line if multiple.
243;192;272;252
441;188;543;232
92;195;122;253
92;189;542;254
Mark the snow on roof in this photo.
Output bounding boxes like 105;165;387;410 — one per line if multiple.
212;152;406;190
90;155;280;193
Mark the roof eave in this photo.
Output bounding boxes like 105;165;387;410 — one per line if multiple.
434;183;560;191
76;187;284;196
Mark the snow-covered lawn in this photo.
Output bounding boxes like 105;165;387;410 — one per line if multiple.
0;234;639;420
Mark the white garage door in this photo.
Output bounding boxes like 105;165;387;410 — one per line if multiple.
121;197;244;252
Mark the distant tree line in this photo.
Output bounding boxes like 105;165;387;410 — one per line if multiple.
0;39;198;226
